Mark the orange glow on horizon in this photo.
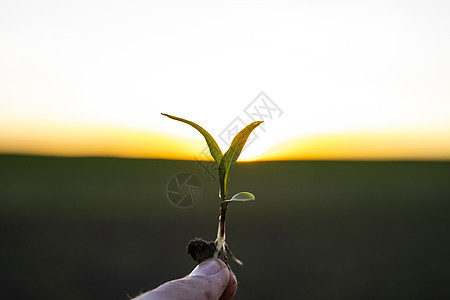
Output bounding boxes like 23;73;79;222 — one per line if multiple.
251;130;450;161
0;122;207;160
1;122;450;161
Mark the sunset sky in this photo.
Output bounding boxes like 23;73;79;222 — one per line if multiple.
1;0;449;160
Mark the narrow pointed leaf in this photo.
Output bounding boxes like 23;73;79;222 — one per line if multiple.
218;121;263;200
161;113;223;166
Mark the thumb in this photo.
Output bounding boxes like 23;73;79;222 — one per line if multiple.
136;258;233;300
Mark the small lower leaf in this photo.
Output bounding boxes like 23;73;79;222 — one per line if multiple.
231;192;255;201
220;192;255;210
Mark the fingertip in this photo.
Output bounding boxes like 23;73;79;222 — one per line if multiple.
219;270;238;300
187;258;231;299
189;258;223;277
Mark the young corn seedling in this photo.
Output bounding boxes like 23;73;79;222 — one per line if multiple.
162;113;263;266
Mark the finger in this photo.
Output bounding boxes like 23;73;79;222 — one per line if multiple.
136;259;230;300
219;270;238;300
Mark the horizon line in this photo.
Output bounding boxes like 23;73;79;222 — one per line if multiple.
1;152;449;163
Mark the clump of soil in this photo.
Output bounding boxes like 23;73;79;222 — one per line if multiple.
186;237;216;263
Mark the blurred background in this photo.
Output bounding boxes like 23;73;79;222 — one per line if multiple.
1;157;449;299
1;0;450;299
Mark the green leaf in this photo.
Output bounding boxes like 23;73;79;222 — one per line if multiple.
218;121;263;200
231;191;255;201
161;113;223;166
221;192;255;210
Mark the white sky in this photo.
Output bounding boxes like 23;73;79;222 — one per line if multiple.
1;0;449;158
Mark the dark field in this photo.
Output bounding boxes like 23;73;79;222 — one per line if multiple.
1;155;450;299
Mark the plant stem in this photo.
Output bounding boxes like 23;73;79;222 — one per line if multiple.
218;206;227;239
214;206;227;257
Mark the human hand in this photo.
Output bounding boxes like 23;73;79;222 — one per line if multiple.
134;258;237;300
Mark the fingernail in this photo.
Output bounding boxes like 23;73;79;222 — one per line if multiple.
189;259;221;277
